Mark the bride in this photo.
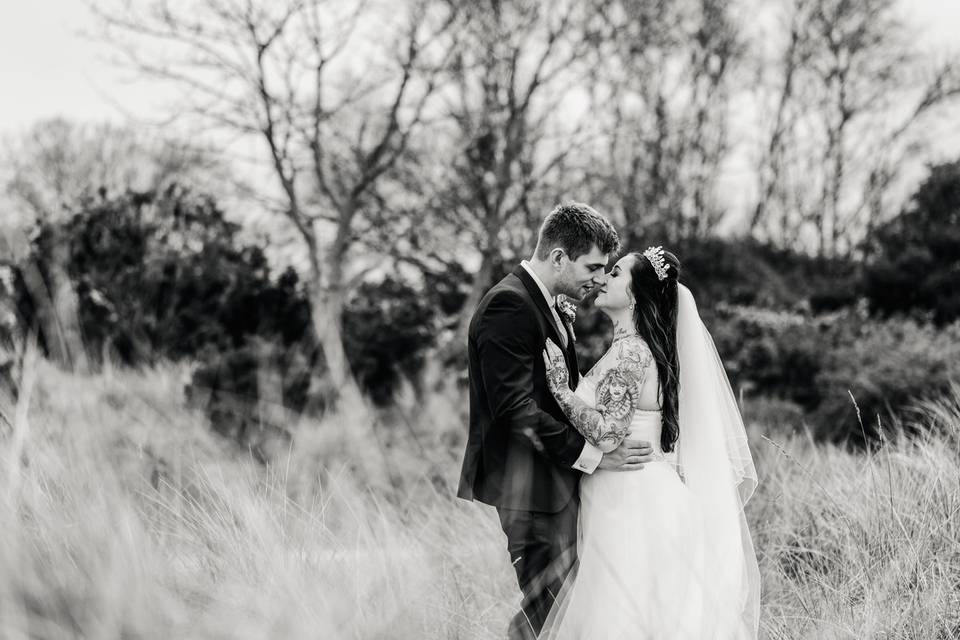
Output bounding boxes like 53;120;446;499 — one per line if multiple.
539;246;760;639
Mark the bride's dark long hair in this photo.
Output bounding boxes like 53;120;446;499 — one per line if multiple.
628;249;681;452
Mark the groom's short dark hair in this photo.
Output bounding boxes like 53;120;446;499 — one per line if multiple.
534;202;620;260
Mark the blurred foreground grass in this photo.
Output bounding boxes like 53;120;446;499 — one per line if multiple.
1;357;959;639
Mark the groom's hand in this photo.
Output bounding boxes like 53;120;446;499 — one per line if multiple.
597;439;654;471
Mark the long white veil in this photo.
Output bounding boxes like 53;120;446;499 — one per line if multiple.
676;283;760;639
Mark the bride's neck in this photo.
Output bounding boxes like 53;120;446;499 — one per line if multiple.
610;313;638;340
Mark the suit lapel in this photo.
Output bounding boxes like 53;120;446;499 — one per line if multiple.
513;266;579;389
513;266;566;346
566;323;580;388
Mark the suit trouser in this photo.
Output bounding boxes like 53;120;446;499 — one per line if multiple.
496;494;579;640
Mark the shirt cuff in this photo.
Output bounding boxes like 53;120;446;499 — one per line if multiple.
572;441;603;474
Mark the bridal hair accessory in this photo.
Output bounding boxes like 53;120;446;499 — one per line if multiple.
643;246;669;281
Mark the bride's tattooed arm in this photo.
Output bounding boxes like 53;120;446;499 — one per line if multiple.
542;337;653;453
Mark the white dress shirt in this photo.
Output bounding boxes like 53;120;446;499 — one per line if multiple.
520;261;603;474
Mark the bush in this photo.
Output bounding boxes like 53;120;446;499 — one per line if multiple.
700;304;960;445
17;185;279;363
186;337;321;458
709;304;826;410
343;278;437;406
14;185;440;448
187;274;439;447
864;159;960;324
812;317;960;444
672;236;861;312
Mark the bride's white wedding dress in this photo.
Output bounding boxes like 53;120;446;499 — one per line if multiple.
541;347;706;640
541;285;760;640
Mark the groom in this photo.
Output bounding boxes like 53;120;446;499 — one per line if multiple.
457;202;654;639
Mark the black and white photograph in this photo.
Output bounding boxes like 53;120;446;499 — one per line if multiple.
1;0;959;638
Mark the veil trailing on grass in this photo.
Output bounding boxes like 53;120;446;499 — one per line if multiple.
676;283;760;638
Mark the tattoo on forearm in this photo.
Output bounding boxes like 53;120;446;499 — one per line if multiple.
545;364;567;390
552;337;653;449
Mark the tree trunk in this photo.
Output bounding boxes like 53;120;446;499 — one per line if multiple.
306;283;366;414
305;281;387;482
453;246;497;352
49;234;88;372
19;250;86;373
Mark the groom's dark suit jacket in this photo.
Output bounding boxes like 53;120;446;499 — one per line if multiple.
457;266;588;514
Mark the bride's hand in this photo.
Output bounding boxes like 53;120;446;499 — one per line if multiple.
542;339;569;394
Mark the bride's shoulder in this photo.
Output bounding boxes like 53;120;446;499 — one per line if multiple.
587;336;654;379
614;335;654;368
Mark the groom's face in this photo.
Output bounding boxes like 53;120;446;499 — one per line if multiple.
557;244;609;300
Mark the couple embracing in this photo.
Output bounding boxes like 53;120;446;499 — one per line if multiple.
457;203;760;640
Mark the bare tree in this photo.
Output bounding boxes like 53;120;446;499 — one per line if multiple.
857;61;960;249
750;0;960;256
5;119;219;222
94;0;455;406
583;0;742;246
407;0;599;345
749;0;812;240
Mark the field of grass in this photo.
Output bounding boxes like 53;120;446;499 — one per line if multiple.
1;356;959;639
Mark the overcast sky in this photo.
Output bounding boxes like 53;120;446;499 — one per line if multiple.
1;1;959;238
2;1;958;134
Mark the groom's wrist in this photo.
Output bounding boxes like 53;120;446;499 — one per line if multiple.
572;441;603;474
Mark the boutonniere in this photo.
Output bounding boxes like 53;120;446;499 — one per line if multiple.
555;294;578;341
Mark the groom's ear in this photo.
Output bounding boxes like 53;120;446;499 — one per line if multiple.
548;247;566;269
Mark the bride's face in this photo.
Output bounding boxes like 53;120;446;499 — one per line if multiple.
594;254;636;312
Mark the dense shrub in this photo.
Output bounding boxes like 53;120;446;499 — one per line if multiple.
709;304;826;410
186;274;439;444
10;165;957;449
186;337;321;457
421;261;472;318
687;303;960;445
864;160;960;324
571;299;612;373
343;278;437;406
17;185;280;363
13;185;440;448
672;236;861;312
812;317;960;444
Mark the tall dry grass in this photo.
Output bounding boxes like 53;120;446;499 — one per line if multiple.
1;356;959;639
